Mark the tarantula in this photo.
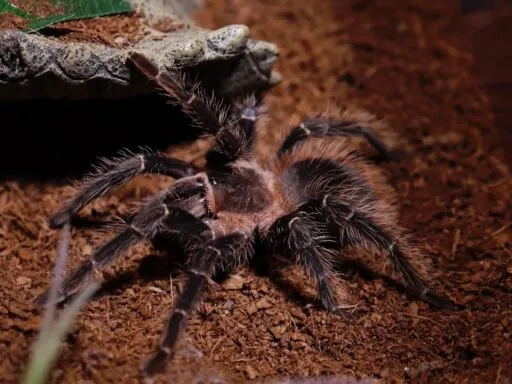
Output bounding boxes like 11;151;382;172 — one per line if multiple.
34;51;456;378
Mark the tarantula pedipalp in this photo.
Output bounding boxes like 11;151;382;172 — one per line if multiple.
34;51;457;378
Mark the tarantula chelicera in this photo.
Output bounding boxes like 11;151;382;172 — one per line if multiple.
34;51;456;378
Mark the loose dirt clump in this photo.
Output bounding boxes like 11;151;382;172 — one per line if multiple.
1;0;511;383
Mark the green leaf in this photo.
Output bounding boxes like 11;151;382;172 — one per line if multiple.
27;13;76;31
25;0;133;31
0;0;33;18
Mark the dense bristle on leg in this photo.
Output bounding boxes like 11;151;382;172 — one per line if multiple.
36;180;210;306
49;150;198;228
142;232;254;378
301;196;458;309
276;113;396;160
263;211;352;315
128;51;160;78
273;141;401;216
275;139;457;309
128;51;227;135
205;95;266;166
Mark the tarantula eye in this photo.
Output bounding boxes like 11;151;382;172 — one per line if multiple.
210;176;218;186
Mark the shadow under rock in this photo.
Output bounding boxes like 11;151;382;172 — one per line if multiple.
1;53;270;183
0;94;202;182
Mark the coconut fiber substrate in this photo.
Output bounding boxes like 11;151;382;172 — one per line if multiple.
1;0;511;383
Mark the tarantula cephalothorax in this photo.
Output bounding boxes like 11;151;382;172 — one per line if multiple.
34;51;457;378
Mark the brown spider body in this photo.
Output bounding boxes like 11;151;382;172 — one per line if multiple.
33;51;458;379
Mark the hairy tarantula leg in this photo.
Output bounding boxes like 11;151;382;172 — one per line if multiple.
205;95;265;166
50;153;198;229
142;232;253;378
35;190;210;306
128;51;225;135
129;52;264;167
236;95;265;143
33;228;141;306
302;197;458;309
277;117;394;160
264;212;341;313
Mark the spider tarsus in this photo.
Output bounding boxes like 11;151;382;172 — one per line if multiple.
49;210;71;229
333;307;357;323
382;148;408;162
33;286;69;308
48;152;198;230
277;117;395;160
128;51;159;79
317;277;339;312
32;289;51;307
420;289;461;310
142;349;171;379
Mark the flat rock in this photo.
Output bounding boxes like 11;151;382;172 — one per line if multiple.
0;23;280;100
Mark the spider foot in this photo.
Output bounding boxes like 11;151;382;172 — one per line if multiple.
142;339;204;379
142;347;171;381
49;210;72;229
386;148;408;161
176;339;204;359
193;370;229;384
331;303;362;323
33;286;69;308
419;288;462;310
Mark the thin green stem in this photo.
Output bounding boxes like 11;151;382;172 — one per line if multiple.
23;283;99;384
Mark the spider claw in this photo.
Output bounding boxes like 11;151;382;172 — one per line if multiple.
176;340;204;359
420;289;461;310
32;288;66;308
336;310;355;323
141;349;171;379
49;210;71;229
32;290;50;308
387;148;408;161
331;305;359;323
374;148;407;163
128;51;160;79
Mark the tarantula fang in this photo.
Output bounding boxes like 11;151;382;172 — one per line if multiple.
34;51;458;378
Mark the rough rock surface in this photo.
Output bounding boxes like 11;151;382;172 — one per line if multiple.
0;24;280;100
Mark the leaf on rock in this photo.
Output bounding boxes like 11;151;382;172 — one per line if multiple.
0;0;135;31
0;0;32;18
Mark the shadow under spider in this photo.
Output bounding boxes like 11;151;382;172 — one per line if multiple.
56;234;453;313
249;253;320;309
250;250;444;313
81;235;235;305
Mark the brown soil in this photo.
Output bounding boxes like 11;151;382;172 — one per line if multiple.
1;0;512;383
